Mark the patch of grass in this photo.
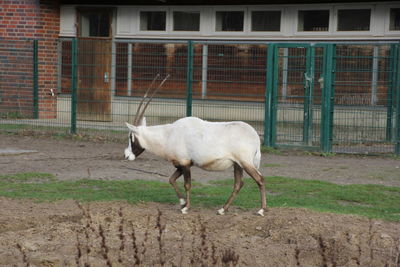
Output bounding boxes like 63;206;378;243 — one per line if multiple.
0;173;56;183
319;152;337;157
0;124;30;131
1;173;399;221
263;163;283;168
0;124;126;143
302;151;337;157
260;146;282;155
0;112;26;119
389;154;400;160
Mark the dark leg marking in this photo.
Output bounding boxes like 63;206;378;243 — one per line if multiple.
243;164;267;211
169;167;184;206
182;166;192;211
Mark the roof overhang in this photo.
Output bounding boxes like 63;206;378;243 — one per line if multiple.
60;0;400;5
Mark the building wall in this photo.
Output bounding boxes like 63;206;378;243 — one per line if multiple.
60;2;400;40
0;0;60;119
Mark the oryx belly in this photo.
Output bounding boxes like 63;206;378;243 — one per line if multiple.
197;158;234;171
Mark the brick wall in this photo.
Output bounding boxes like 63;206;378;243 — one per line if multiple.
0;0;60;119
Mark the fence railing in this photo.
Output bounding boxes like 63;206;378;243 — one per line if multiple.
1;38;399;155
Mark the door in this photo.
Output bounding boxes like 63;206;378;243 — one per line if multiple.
77;8;112;121
271;44;323;148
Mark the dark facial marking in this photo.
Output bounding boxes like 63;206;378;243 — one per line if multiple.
130;133;145;157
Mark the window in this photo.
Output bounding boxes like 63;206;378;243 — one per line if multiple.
140;11;166;31
337;9;371;31
251;11;281;32
79;10;111;37
173;11;200;31
298;10;329;31
390;8;400;31
216;11;244;31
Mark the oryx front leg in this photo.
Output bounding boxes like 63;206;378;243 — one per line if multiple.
217;163;244;215
244;164;267;216
168;168;186;208
181;166;192;214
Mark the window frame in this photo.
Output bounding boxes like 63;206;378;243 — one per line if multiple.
212;7;248;35
107;4;400;40
77;7;114;38
385;4;400;35
248;6;284;35
170;7;204;35
297;9;330;32
293;6;333;36
137;7;169;35
333;5;373;35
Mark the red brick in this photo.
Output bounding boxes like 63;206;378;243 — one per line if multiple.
1;0;60;119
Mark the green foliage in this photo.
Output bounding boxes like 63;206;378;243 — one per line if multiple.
0;112;25;119
0;124;29;131
319;152;337;157
0;173;56;183
389;154;400;160
260;146;282;155
0;124;126;143
1;173;399;221
263;163;283;167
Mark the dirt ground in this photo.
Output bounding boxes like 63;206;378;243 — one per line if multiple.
0;133;400;266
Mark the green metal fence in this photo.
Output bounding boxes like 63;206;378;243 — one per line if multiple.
1;39;399;155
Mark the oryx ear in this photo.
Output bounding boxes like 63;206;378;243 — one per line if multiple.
139;117;147;126
125;122;138;133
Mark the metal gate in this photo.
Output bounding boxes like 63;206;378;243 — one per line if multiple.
269;44;327;150
267;43;399;154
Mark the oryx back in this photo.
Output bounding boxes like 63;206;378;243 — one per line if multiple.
164;117;261;171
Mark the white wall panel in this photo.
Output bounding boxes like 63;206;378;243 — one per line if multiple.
60;6;76;37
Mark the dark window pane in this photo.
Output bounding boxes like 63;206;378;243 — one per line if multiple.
216;11;244;31
298;10;329;31
251;11;281;31
140;11;166;31
337;9;371;31
80;11;110;37
390;8;400;31
88;13;98;36
173;11;200;31
98;13;110;37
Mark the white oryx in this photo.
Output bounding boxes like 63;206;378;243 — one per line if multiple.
124;75;267;216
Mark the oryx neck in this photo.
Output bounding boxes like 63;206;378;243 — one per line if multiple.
138;124;171;156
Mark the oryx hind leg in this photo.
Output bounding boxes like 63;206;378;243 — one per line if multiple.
168;168;186;208
181;166;192;214
217;163;244;215
243;164;267;216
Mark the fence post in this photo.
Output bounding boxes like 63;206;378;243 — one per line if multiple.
70;38;78;134
395;44;400;155
33;40;39;119
264;43;275;147
320;44;335;153
387;44;397;142
303;46;315;146
186;40;194;117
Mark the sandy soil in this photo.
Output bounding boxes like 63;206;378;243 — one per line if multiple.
0;133;399;266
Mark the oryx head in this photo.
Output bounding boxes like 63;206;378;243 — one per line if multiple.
124;119;146;161
124;74;169;161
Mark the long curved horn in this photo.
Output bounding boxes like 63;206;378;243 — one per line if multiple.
136;74;170;125
133;74;160;125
